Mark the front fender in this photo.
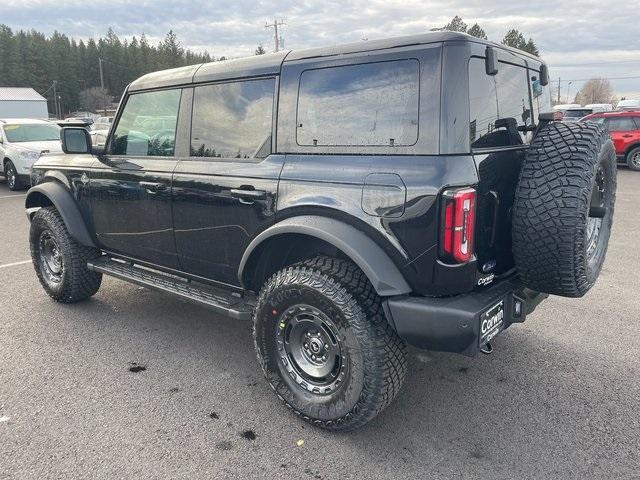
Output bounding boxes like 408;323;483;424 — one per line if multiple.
26;181;96;247
238;215;411;297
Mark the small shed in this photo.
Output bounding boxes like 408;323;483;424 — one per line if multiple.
0;87;49;119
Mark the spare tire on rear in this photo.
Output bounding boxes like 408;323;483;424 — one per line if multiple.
512;122;616;297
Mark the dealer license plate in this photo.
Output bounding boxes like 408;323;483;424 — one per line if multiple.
479;300;505;347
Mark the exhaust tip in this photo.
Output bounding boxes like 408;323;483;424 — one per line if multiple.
480;342;493;355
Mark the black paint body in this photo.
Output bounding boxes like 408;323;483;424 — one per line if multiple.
29;32;546;301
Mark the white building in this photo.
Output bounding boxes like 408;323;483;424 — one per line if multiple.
0;87;48;119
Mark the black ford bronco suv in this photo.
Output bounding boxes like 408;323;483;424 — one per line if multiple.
25;32;616;431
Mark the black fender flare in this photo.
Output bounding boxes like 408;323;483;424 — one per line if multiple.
25;182;96;247
238;215;411;297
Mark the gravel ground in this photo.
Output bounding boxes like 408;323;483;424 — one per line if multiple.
0;170;638;480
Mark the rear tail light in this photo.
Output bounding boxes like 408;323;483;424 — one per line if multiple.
440;187;477;263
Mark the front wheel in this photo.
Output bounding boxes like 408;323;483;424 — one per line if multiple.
253;256;407;431
4;160;24;191
30;207;103;303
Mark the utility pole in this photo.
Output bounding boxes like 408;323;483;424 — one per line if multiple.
99;58;107;116
265;19;286;52
557;77;561;104
52;80;59;119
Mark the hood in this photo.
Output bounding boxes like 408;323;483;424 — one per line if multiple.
12;140;63;154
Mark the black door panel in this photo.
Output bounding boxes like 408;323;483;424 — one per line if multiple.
171;156;283;286
90;158;179;268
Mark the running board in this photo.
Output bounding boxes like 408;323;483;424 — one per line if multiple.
87;257;254;320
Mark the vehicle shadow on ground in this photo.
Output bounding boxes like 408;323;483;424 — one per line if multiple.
66;282;634;477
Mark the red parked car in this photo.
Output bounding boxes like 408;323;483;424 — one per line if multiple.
580;111;640;170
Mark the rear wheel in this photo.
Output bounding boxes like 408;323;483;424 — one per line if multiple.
253;256;407;431
30;207;102;302
626;146;640;171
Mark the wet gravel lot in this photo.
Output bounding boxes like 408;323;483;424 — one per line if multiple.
0;169;638;479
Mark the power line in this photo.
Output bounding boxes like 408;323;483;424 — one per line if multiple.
552;59;640;68
554;74;640;83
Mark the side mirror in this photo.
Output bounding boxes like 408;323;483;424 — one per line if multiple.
61;127;92;154
539;63;549;86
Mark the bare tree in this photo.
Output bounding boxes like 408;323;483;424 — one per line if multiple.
79;87;113;113
574;78;615;105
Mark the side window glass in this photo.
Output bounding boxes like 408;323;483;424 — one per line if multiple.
608;117;635;131
530;69;552;122
190;78;274;159
296;60;420;147
469;58;534;149
111;89;181;157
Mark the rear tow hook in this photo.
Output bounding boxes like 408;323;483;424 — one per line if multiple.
480;342;493;355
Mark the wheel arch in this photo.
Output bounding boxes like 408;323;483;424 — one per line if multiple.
239;215;411;297
624;142;640;158
25;181;96;248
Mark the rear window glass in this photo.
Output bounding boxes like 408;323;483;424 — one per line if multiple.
296;59;420;147
564;109;592;118
469;58;534;149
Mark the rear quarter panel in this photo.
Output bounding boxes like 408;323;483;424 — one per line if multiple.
277;154;478;294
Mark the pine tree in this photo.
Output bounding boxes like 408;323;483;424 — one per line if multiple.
467;24;487;40
502;29;540;56
443;15;468;32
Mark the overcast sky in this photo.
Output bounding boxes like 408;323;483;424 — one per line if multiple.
2;0;639;99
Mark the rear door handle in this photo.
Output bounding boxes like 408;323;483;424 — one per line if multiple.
139;181;166;193
622;134;633;138
230;188;266;200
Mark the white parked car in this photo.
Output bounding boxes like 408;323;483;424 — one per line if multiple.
617;99;640;111
88;120;112;148
0;119;61;190
584;103;613;113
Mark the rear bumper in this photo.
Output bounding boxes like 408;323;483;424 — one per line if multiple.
383;277;548;357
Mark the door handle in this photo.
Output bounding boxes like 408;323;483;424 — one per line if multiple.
230;188;266;200
622;134;633;138
139;181;166;193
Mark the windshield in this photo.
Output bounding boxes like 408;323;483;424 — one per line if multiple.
564;109;592;118
3;124;60;143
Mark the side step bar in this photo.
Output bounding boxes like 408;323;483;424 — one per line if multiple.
87;257;254;320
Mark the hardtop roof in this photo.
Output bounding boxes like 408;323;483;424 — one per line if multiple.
127;31;541;92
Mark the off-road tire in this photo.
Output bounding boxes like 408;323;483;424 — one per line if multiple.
626;146;640;171
4;160;24;191
512;122;616;297
30;207;102;302
253;255;407;431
